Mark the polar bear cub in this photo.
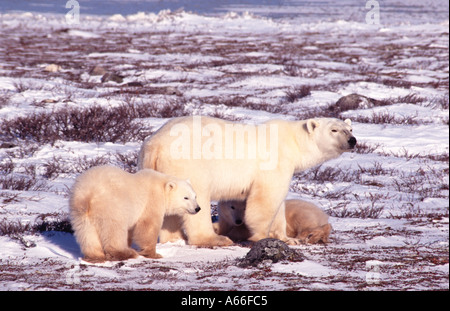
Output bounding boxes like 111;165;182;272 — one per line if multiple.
69;165;200;263
214;201;251;242
285;199;332;243
216;199;331;244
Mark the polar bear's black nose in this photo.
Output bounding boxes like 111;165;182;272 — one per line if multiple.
235;219;243;225
195;206;201;213
348;137;357;148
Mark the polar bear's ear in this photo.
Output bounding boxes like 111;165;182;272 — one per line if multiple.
165;181;177;192
306;119;319;134
344;119;352;126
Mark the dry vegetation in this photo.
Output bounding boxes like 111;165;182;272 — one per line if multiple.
0;12;448;290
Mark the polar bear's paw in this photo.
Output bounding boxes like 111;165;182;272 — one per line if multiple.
189;234;233;247
283;237;303;246
139;249;163;259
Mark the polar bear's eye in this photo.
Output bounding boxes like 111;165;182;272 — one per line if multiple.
230;205;235;210
331;129;338;133
184;197;189;200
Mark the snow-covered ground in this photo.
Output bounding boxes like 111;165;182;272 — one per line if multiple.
0;9;448;291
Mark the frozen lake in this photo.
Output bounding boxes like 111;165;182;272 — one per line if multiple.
0;0;448;24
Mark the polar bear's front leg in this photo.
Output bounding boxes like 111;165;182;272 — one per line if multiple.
268;201;288;240
183;194;233;247
244;180;294;243
245;200;281;241
269;201;302;245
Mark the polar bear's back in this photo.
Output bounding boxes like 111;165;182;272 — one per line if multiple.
285;199;329;229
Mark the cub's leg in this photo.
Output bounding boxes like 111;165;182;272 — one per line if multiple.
133;214;163;259
99;219;138;261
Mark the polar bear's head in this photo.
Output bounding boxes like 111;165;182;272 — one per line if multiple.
218;200;246;227
165;179;201;215
306;118;356;159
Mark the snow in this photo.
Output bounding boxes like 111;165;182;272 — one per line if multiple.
0;7;448;291
67;29;100;39
354;123;449;155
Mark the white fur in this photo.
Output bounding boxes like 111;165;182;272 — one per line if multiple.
69;165;199;262
138;116;355;246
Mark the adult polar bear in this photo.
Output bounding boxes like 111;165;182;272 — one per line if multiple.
138;116;356;246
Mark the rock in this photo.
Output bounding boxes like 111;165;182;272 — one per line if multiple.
238;238;304;268
165;86;182;96
126;81;144;87
329;93;389;113
331;93;372;112
89;65;107;76
0;142;16;149
101;72;124;84
12;234;36;249
44;64;62;72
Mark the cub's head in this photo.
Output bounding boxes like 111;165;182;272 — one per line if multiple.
305;118;356;159
165;179;200;216
218;200;246;226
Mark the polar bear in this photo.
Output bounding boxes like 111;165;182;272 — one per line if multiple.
69;165;200;263
214;200;251;242
138;116;355;246
285;199;331;243
216;199;332;244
